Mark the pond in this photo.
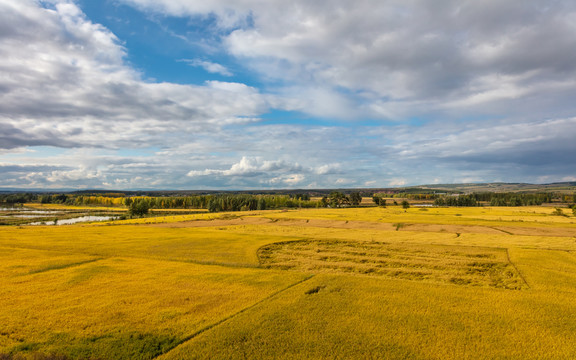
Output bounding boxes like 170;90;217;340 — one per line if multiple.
0;214;50;218
27;216;119;226
0;207;62;214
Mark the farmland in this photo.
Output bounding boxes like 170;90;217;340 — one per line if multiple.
1;205;576;359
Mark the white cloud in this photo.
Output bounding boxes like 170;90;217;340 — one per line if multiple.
283;174;305;186
180;59;233;76
0;0;273;151
188;156;303;178
121;0;576;120
185;156;318;188
2;0;576;189
206;81;256;93
335;178;355;185
388;179;407;187
45;167;102;182
315;163;342;175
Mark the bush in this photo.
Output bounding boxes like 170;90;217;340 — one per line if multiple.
552;208;565;216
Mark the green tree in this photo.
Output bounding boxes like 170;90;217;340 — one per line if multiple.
372;196;380;206
349;192;362;206
401;200;410;210
328;192;349;208
129;200;150;217
207;198;221;212
257;197;267;210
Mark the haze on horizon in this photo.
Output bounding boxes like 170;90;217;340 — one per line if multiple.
1;0;575;190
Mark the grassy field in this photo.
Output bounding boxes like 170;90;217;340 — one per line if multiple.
1;205;576;359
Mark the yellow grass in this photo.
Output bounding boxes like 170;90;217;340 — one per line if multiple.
163;262;576;359
252;206;576;228
2;205;576;359
0;248;306;359
0;224;301;266
0;247;100;277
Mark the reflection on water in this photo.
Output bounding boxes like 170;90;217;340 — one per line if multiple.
28;216;117;226
0;207;61;214
0;214;49;218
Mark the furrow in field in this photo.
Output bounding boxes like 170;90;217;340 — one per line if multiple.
154;275;315;359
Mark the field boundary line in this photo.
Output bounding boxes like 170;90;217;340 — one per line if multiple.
27;258;106;275
490;227;514;235
255;238;316;266
154;274;315;359
505;248;530;289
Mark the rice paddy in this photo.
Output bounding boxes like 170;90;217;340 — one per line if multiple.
1;205;575;359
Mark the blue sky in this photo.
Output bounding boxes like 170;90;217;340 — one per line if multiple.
1;0;576;190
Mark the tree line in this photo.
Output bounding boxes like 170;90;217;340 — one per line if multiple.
2;190;574;211
121;194;322;214
433;192;562;207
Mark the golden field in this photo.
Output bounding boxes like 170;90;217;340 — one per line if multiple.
1;205;576;359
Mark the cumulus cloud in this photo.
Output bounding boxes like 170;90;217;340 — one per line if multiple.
315;163;342;175
122;0;576;120
188;156;303;178
394;117;576;165
2;0;576;189
0;0;274;150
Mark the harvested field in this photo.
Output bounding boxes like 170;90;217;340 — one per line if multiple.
258;240;526;289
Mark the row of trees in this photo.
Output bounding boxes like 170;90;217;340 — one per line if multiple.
433;193;554;207
0;193;38;204
3;191;575;212
105;194;576;215
434;195;479;207
319;192;362;208
372;196;411;209
122;194;322;213
206;195;323;212
386;193;440;200
473;192;552;206
124;196;211;209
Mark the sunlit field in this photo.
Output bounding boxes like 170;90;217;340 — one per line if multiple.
1;205;576;359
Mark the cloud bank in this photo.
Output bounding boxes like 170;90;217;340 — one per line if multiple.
1;0;575;189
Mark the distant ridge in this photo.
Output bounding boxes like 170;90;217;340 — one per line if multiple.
1;182;575;195
415;182;576;193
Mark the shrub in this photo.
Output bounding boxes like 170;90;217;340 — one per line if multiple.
552;208;565;216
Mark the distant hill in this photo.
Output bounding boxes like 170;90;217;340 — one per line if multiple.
1;182;575;195
413;182;576;193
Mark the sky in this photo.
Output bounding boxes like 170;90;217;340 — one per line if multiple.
1;0;575;190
